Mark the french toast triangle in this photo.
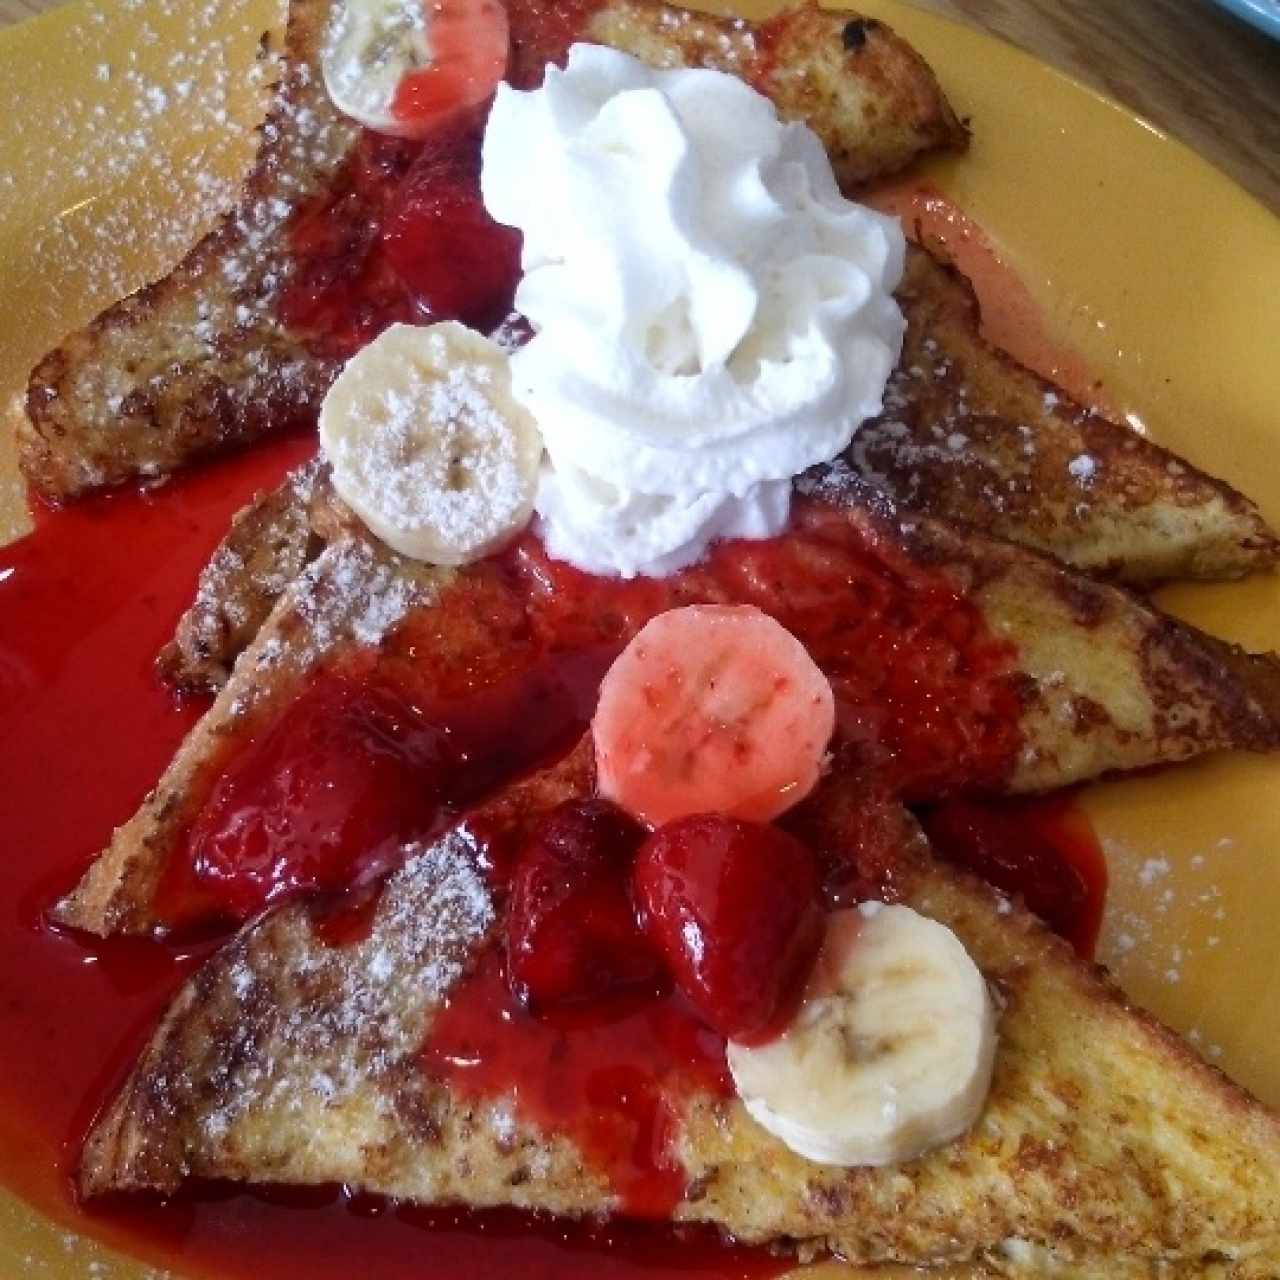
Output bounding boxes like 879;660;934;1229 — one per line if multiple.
54;472;1280;939
79;756;1280;1274
851;247;1280;584
18;0;1279;598
16;0;966;502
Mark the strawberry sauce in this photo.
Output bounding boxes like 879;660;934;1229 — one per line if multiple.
278;124;521;360
276;0;612;361
504;503;1026;801
922;794;1108;957
0;438;1108;1275
423;952;732;1219
0;442;776;1278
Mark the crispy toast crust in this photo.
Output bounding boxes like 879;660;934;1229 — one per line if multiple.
54;474;1280;938
18;0;966;502
79;769;1280;1271
156;459;325;692
19;0;353;500
851;247;1280;583
800;469;1280;792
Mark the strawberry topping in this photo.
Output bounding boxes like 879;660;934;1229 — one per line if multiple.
632;815;824;1044
506;800;664;1010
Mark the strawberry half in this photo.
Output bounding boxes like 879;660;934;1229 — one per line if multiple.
506;800;664;1011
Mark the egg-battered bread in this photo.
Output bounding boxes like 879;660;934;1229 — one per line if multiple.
16;0;965;501
54;471;1280;938
850;247;1279;583
79;759;1280;1274
16;0;1280;1270
155;458;326;692
18;0;1277;597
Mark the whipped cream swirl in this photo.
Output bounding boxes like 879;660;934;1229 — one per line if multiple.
482;43;905;578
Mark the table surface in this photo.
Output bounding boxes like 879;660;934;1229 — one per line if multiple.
3;0;1279;214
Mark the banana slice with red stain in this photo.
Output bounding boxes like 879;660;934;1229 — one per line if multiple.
323;0;509;138
592;604;837;829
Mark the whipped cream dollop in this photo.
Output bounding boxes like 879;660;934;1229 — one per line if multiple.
481;43;906;578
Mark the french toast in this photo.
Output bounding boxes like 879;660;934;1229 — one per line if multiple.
79;759;1280;1273
16;0;966;502
156;457;325;692
12;2;1280;1272
156;241;1280;700
154;241;1280;695
55;470;1280;938
18;0;1277;602
850;247;1280;583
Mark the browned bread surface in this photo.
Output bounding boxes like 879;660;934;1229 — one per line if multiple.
805;468;1280;792
578;2;967;187
79;771;1280;1272
851;247;1280;583
18;0;353;500
154;245;1280;697
56;476;1280;938
157;458;325;692
18;0;966;503
55;531;450;937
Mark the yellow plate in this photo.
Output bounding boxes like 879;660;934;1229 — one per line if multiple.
0;0;1277;1275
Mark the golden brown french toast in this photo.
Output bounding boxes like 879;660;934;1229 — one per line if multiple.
18;0;354;501
156;458;325;692
850;247;1280;583
803;467;1280;792
57;529;448;937
79;763;1280;1272
55;473;1280;938
154;240;1280;695
17;0;966;502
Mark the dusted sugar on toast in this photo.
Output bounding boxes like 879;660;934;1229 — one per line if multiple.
17;0;1278;594
81;752;1280;1272
18;0;967;500
849;246;1280;583
58;474;1280;938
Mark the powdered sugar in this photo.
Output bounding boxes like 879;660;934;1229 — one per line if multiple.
196;831;495;1144
1137;857;1170;887
4;0;281;320
217;532;433;726
1067;453;1097;483
330;361;529;551
176;458;322;682
320;325;541;564
4;0;361;472
291;536;431;655
1102;835;1234;1003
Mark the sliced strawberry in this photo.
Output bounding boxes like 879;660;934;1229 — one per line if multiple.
390;0;510;137
633;815;824;1043
506;800;664;1011
593;605;836;828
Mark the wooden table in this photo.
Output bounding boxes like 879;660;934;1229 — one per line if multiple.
3;0;1278;214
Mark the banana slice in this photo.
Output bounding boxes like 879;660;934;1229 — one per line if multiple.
319;322;543;565
322;0;508;139
726;903;997;1167
323;0;430;136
